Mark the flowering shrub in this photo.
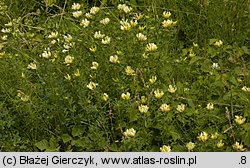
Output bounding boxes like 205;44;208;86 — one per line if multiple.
0;1;249;152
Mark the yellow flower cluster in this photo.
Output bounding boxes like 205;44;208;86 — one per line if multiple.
232;142;245;151
206;103;214;110
197;131;209;142
120;19;131;31
121;92;130;100
117;4;132;13
123;128;136;137
168;85;177;93
186;142;195;151
235;115;246;125
154;89;164;99
242;86;250;92
160;104;171;112
138;105;149;113
87;82;98;91
17;90;29;102
125;66;135;76
176;104;185;112
160;145;171;152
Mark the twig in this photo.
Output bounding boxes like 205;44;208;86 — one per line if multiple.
136;68;146;87
224;107;236;141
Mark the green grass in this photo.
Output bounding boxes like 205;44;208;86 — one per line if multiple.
0;0;249;152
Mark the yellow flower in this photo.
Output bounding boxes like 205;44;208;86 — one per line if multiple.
89;46;97;52
121;92;130;100
1;28;11;33
85;13;93;19
102;93;109;101
176;104;185;112
90;7;100;15
211;132;219;139
117;4;132;13
163;11;171;19
197;131;209;142
138;105;149;113
5;22;13;27
138;25;146;31
206;103;214;110
125;66;135;76
142;53;149;59
186;142;195;151
80;19;90;27
64;74;71;80
232;142;245;151
168;84;177;93
2;35;7;40
101;36;111;44
94;31;105;39
120;20;131;31
214;40;223;47
21;95;30;102
27;62;37;70
64;55;74;65
134;13;144;20
17;90;29;102
160;104;171;112
41;49;51;59
141;96;147;104
217;140;224;148
116;51;123;55
63;34;73;43
109;55;119;64
189;50;196;57
91;62;99;70
63;44;71;49
72;11;82;18
71;3;81;10
146;43;157;52
193;42;199;47
154;89;164;99
123;128;136;137
48;31;58;39
100;18;110;25
74;69;80;77
87;82;98;91
235;115;246;125
242;86;250;92
21;73;25;78
162;19;173;28
160;145;171;152
50;39;57;44
130;20;138;27
212;62;219;69
136;33;147;41
149;76;157;84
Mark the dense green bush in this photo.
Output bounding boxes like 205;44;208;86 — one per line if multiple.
0;0;249;151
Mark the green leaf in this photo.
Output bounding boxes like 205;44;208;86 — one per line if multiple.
72;126;83;137
241;123;250;147
61;134;72;143
241;46;250;55
181;48;189;57
35;139;48;151
189;56;201;65
209;39;217;45
45;147;60;152
47;0;56;7
71;138;86;148
128;109;138;122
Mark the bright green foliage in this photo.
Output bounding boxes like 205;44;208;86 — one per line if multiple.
0;0;249;152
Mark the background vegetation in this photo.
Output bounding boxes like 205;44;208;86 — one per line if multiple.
0;0;249;151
